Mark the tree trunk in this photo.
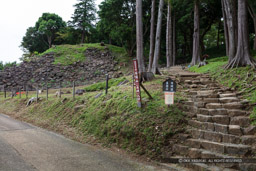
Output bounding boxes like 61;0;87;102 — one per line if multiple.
190;0;200;66
136;0;146;74
172;12;176;66
221;0;229;56
200;39;205;53
223;0;237;61
248;2;256;50
166;1;173;68
148;0;156;72
217;19;221;48
151;0;164;74
254;19;256;50
226;0;256;68
81;28;85;44
47;35;52;48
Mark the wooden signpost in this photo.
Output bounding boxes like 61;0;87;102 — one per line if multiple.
163;78;177;106
133;59;142;108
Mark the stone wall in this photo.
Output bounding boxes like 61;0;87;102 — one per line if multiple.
0;48;121;90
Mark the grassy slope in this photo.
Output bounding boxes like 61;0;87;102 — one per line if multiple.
40;43;129;65
0;76;186;159
189;47;256;123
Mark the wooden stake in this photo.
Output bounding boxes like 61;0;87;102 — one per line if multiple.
26;85;28;99
59;82;61;98
132;74;135;99
36;86;39;103
105;74;109;95
73;81;75;100
46;82;48;100
19;87;21;99
4;86;6;98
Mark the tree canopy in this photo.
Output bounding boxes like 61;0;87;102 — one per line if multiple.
69;0;96;43
35;13;66;48
20;0;256;69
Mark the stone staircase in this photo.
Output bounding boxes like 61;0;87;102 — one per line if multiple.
161;67;256;171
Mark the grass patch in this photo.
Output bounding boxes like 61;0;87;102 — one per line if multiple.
0;76;186;159
39;43;130;66
84;77;127;92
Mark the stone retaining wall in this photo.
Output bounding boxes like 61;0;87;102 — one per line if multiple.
0;48;121;90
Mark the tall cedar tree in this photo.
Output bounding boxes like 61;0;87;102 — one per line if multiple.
136;0;146;74
71;0;96;43
248;0;256;50
226;0;256;68
151;0;164;74
222;0;237;62
166;0;173;67
190;0;200;66
148;0;156;72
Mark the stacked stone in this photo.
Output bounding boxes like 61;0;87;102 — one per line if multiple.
170;73;256;170
0;48;120;90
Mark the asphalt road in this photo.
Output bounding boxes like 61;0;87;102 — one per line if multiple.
0;113;166;171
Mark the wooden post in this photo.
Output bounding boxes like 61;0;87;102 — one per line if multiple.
73;81;75;100
140;83;153;99
19;87;21;99
105;74;109;95
59;82;61;98
11;87;14;98
26;85;28;99
36;86;39;103
132;74;135;99
4;86;6;98
46;82;48;100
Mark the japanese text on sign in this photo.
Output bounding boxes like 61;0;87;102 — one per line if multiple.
133;59;142;108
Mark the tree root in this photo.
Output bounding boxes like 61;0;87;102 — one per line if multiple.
225;56;256;69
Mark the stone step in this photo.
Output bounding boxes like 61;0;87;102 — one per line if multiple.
186;139;251;157
189;129;241;144
183;163;238;171
198;108;228;116
187;148;239;169
230;116;251;127
202;98;219;103
222;102;243;110
227;109;247;117
241;135;256;145
180;77;198;82
196;94;220;98
206;103;222;109
188;120;244;136
194;102;206;108
172;147;244;170
183;105;198;113
184;80;192;84
184;101;194;106
162;156;239;171
197;114;213;122
188;91;198;96
219;93;237;98
186;112;196;118
243;125;256;135
219;97;240;103
197;90;215;96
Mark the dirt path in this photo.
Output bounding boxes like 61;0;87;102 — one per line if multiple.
0;113;167;171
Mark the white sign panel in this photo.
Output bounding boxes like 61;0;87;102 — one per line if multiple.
165;92;174;105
